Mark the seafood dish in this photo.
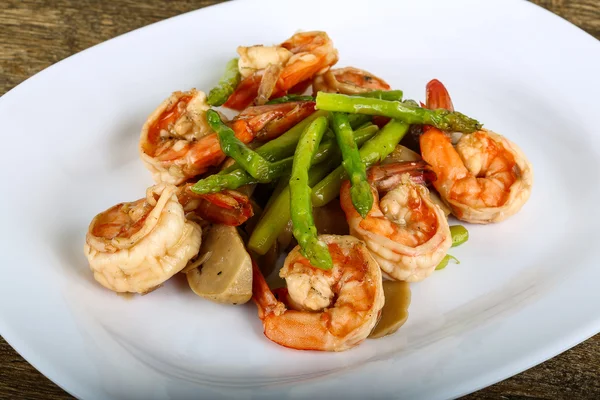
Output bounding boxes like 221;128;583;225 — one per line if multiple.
84;31;533;352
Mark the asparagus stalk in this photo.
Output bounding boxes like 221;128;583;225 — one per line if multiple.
331;112;372;218
247;154;342;255
356;90;403;101
207;110;275;182
316;92;482;133
312;119;410;207
207;58;241;107
220;110;330;176
265;90;403;105
220;111;372;177
192;124;378;194
289;116;332;270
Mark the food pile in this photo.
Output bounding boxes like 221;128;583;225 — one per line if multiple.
84;31;533;351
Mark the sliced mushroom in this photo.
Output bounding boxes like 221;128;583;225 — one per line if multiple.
186;224;252;304
369;281;411;339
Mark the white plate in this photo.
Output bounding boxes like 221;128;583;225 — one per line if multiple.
1;0;599;398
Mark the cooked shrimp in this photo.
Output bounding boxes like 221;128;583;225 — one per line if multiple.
313;67;390;94
176;183;254;226
85;184;203;293
237;45;293;79
278;31;339;90
225;31;338;110
140;89;315;184
230;100;316;142
252;235;384;352
419;79;533;223
85;182;253;293
140;89;228;185
340;162;451;282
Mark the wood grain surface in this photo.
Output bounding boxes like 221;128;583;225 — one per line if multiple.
1;0;599;399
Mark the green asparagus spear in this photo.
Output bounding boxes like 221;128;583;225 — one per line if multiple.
312;119;409;207
207;110;276;182
248;185;293;255
356;90;403;101
192;124;378;194
194;160;291;193
219;111;329;176
265;90;403;105
267;94;315;104
289;116;332;270
450;225;469;247
219;111;373;176
247;121;342;257
435;254;460;270
316;92;482;133
207;58;241;107
247;152;343;255
331;112;372;218
346;113;371;129
402;99;419;107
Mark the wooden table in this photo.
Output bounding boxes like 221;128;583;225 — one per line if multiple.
1;1;599;398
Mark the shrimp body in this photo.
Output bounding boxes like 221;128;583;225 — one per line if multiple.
340;166;451;282
313;67;390;95
419;79;533;223
278;31;339;91
140;89;236;185
176;183;254;226
252;235;384;352
231;101;316;142
85;184;203;293
140;90;315;184
225;31;338;110
85;183;253;293
237;45;293;79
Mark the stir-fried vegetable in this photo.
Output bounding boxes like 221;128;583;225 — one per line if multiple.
85;25;529;355
369;281;411;339
316;92;482;133
207;110;276;182
221;111;329;175
216;110;369;177
331;112;372;218
312;119;410;207
207;58;241;106
450;225;469;247
357;90;403;101
435;226;468;270
289;116;333;270
247;125;380;255
266;90;404;105
435;254;460;270
193;124;378;194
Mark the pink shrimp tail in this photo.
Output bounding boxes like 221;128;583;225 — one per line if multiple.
426;79;454;111
252;260;281;319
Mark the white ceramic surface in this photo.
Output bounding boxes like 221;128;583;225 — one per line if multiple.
1;0;599;398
